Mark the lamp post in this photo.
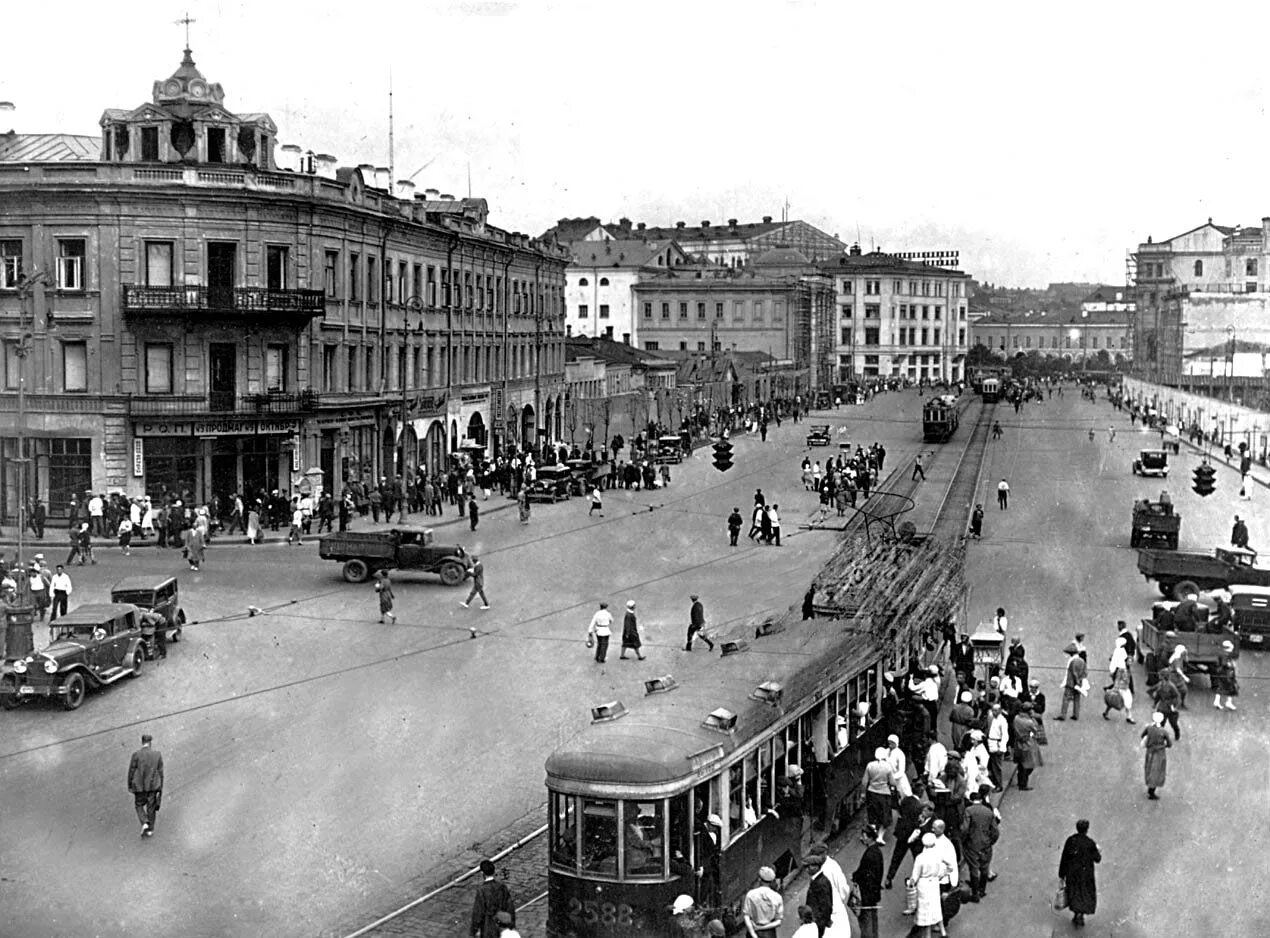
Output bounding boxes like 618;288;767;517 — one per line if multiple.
13;271;49;568
398;296;426;478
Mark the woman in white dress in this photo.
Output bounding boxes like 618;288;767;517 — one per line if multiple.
910;832;945;937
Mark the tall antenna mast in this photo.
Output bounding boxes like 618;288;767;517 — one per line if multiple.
467;160;471;199
387;68;395;189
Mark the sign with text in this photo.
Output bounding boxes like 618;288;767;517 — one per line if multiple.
133;417;301;437
406;393;447;418
132;438;144;477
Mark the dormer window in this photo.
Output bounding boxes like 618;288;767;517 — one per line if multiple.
207;127;226;163
141;127;159;161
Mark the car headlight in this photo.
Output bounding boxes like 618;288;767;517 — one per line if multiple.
12;659;27;674
43;659;58;674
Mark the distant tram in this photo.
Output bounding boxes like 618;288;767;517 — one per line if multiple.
922;395;960;442
544;635;890;938
980;377;1001;403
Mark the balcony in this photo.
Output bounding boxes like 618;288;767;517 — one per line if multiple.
121;284;325;323
128;390;321;416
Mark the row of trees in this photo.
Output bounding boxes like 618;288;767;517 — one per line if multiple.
966;344;1128;379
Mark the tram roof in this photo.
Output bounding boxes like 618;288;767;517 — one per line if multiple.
545;620;881;791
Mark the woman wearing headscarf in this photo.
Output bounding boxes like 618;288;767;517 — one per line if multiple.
1140;711;1172;799
909;832;946;937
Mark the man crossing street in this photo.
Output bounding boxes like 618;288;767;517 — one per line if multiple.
127;734;164;838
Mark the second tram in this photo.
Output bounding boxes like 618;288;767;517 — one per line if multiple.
922;395;960;442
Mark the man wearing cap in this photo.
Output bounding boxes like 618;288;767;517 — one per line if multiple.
1012;702;1041;790
686;594;714;652
802;852;835;937
1056;644;1088;720
619;600;646;660
695;814;723;907
949;691;976;749
127;733;164;838
885;778;927;889
743;866;783;938
1232;514;1250;549
853;826;884;938
470;859;515;938
986;704;1008;791
961;789;998;901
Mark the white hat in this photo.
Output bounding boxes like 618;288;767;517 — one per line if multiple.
787;764;803;778
960;691;974;703
626;600;636;610
706;813;722;827
672;895;694;914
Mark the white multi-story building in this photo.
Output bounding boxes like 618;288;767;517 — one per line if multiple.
561;238;687;346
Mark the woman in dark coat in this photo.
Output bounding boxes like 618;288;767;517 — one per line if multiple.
619;600;645;660
1058;819;1101;927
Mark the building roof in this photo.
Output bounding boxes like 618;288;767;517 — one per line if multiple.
751;245;811;267
817;249;970;278
639;219;788;242
0;132;100;162
1157;219;1236;244
542;216;611;242
1081;284;1133;305
566;335;676;369
972;308;1129;326
563;238;679;269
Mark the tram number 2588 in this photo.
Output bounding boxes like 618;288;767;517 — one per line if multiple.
568;898;636;929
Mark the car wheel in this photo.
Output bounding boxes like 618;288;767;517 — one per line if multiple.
61;673;87;711
343;559;370;584
130;649;143;677
1174;579;1200;601
439;562;465;587
1;676;21;710
1158;581;1175;597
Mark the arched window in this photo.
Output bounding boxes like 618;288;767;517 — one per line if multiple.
578;277;589;287
599;277;609;286
1194;260;1203;277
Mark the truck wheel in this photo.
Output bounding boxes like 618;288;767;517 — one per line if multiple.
1174;580;1200;601
439;562;465;587
1;677;21;710
1158;581;1175;598
61;673;87;711
343;559;370;584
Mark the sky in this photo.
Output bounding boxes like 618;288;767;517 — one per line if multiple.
6;0;1270;288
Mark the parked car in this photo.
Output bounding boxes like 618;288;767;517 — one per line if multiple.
318;528;468;585
806;425;831;447
526;465;575;503
1132;449;1169;477
1230;584;1270;648
110;574;185;658
1;603;145;710
655;435;685;464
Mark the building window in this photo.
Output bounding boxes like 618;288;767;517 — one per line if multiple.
643;302;652;319
207;127;226;163
754;300;764;322
349;253;361;301
324;251;338;298
427;266;438;306
734;301;744;321
864;304;880;320
865;280;880;295
322;344;337;392
715;302;724;319
141;242;172;288
57;239;86;291
140;126;160;161
894;280;902;293
1248;258;1258;277
1091;336;1099;349
933;329;941;345
599;277;609;286
661;302;670;320
578;304;589;319
841;327;852;345
678;341;688;351
62;341;87;392
367;256;378;304
1;240;23;288
934;306;942;320
864;328;879;346
144;343;173;393
697;302;706;320
697;341;706;351
266;246;288;291
842;280;853;294
578;277;589;287
644;341;659;350
4;341;20;389
265;344;288;391
599;304;610;319
413;263;423;302
1194;260;1203;277
679;302;688;319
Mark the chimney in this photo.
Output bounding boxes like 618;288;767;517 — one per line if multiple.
425;188;440;199
622;333;630;345
728;218;738;228
701;220;711;229
619;216;631;229
357;163;375;178
762;215;773;224
395;179;416;199
314;154;338;179
373;166;391;190
277;144;301;173
676;221;686;229
440;193;455;201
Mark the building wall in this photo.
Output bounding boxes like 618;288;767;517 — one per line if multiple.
632;280;797;359
970;320;1130;358
565;267;640;344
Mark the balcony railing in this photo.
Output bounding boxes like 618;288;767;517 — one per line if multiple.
122;284;326;318
128;390;321;416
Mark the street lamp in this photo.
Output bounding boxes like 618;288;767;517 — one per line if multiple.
397;296;427;478
13;271;49;569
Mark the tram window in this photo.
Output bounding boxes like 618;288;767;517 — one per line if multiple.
670;792;694;879
550;792;578;869
728;763;746;840
581;799;619;875
774;729;790;782
623;801;665;879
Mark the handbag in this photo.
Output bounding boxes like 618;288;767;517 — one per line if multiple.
904;878;918;914
1053;883;1068;911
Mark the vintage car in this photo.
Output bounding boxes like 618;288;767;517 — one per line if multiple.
318;528;468;585
1138;598;1238;675
806;424;832;447
1;603;145;710
654;435;686;464
525;465;575;503
1137;545;1270;598
1132;449;1169;477
110;575;184;658
1230;584;1270;648
1130;498;1180;549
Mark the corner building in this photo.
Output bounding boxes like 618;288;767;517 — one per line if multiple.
0;48;567;521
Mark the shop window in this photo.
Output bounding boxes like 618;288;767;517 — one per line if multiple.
62;341;87;392
47;438;93;518
265;345;288;392
57;239;85;291
145;242;173;288
1;239;23;288
144;343;173;394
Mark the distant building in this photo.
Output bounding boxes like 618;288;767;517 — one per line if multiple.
561;237;688;346
563;335;677;442
969;309;1131;362
818;247;971;383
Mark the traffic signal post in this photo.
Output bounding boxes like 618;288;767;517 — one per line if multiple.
712;439;734;472
1192;460;1216;498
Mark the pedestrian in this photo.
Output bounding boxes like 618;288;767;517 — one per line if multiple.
185;524;205;571
619;599;645;660
912;454;926;482
802;852;835;937
862;748;894;842
768;504;782;546
469;858;515;938
1058;819;1101;928
49;564;72;634
1212;640;1239;710
460;554;490;609
852;824;884;938
747;503;763;540
248;501;262;544
517;487;531;525
1141;711;1171;799
31;497;46;539
1011;702;1041;790
996;478;1010;510
288;501;304;546
1150;668;1182;740
127;733;164;838
991;421;1002;440
968;504;983;540
586;602;613;663
117;516;133;556
589;485;603;517
961;788;998;902
907;832;945;937
743;866;784;938
685;594;714;652
1231;514;1250;550
727;507;743;546
1056;643;1088;720
375;570;396;624
1103;638;1135;723
468;498;479;531
986;704;1008;791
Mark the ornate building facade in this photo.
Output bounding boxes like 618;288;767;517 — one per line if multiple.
0;47;568;521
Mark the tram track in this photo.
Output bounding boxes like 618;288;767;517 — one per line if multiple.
338;397;995;938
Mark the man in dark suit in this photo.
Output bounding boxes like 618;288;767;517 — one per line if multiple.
127;734;164;837
853;824;884;938
803;851;835;935
470;859;514;938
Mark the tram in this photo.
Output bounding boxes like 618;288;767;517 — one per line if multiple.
544;628;892;937
922;395;960;442
980;377;1001;403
